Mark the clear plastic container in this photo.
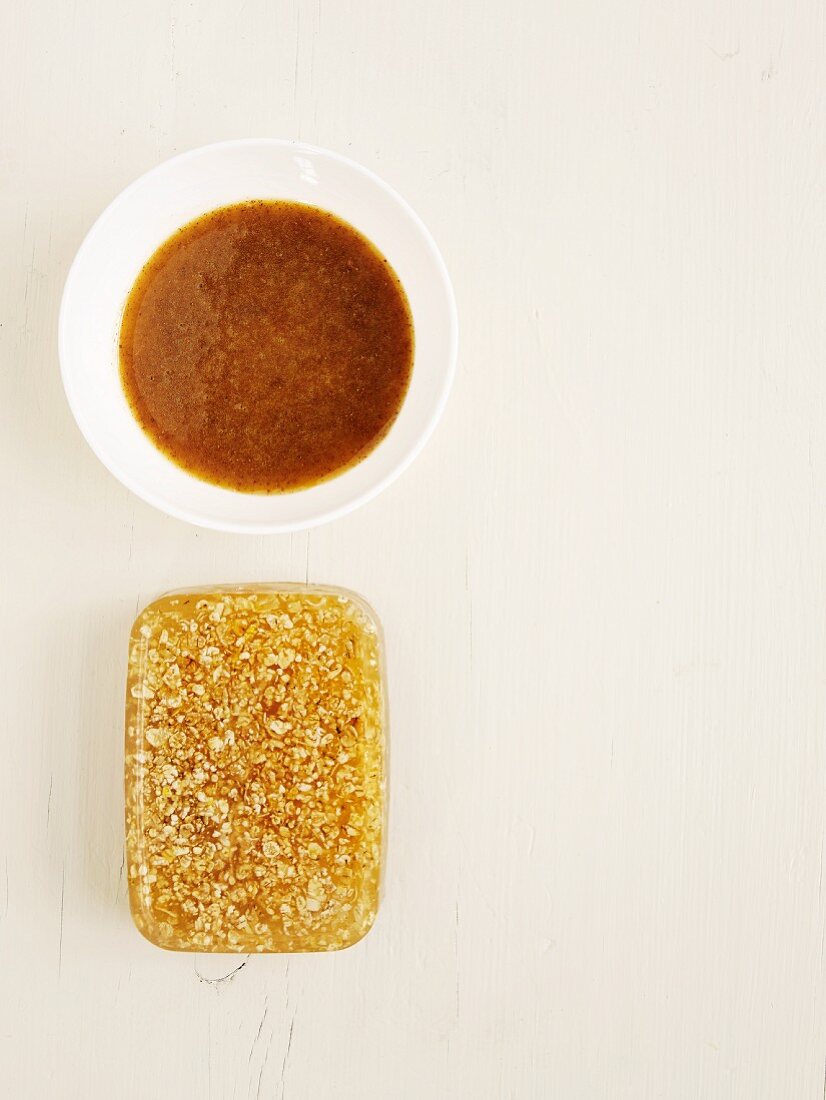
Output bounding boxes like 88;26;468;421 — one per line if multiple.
125;585;386;952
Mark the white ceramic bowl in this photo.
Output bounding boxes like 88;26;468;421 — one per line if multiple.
59;139;457;533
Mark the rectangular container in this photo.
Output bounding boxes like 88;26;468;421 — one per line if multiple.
125;584;386;952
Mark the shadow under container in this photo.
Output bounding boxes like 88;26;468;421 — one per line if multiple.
125;585;386;953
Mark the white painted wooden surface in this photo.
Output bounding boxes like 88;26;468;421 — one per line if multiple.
2;1;825;1096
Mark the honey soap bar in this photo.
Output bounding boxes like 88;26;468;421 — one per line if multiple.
125;586;385;953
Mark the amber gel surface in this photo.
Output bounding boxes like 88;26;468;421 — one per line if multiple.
125;586;386;953
119;200;414;492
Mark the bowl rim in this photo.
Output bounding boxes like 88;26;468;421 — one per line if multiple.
58;137;458;533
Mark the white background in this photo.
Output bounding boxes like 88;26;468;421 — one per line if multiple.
2;1;825;1097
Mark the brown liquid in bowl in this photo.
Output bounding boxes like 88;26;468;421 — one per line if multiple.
119;200;414;492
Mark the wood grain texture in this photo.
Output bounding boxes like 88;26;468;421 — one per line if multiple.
2;0;826;1096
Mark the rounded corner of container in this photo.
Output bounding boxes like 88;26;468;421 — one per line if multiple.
329;586;385;636
130;591;178;634
333;906;382;953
